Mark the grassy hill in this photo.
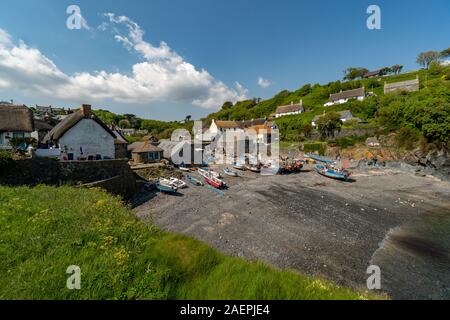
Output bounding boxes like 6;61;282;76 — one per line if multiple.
0;185;375;300
93;66;449;146
209;68;450;145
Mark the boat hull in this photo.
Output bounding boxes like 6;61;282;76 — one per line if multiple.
205;177;223;189
314;164;349;181
187;175;203;186
157;184;178;193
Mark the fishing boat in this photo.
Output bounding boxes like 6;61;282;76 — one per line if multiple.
314;163;350;181
198;168;226;189
305;154;335;164
204;175;226;189
246;165;261;173
198;168;222;179
157;179;178;193
168;177;187;189
223;168;239;177
186;175;203;186
232;163;246;171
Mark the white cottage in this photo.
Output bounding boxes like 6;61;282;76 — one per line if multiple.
44;105;116;160
0;104;34;150
324;87;366;107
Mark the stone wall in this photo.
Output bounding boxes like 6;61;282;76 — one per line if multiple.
0;159;137;199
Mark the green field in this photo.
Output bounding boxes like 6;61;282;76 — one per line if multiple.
0;185;377;300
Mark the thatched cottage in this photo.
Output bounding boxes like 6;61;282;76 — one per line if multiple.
0;104;34;150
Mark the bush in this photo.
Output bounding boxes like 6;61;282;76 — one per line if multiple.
395;128;420;150
0;150;14;172
445;70;450;81
331;135;368;149
303;142;327;155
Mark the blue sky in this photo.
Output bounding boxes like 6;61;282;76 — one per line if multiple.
0;0;449;120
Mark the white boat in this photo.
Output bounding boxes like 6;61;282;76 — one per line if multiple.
168;177;187;189
179;166;190;172
224;168;239;177
158;178;178;193
198;168;221;179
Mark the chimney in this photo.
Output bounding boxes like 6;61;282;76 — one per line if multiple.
291;101;293;105
300;99;303;106
81;104;92;118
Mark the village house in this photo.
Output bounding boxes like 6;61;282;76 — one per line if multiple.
363;70;383;79
311;110;362;127
0;104;34;150
324;87;366;107
275;101;305;118
112;129;129;159
384;76;420;94
31;119;54;144
43;104;117;160
131;140;163;164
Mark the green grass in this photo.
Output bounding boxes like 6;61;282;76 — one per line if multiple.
0;185;377;300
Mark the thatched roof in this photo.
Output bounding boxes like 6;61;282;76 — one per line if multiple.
33;119;54;131
44;107;116;142
132;141;163;154
329;87;365;102
0;104;34;132
276;102;304;115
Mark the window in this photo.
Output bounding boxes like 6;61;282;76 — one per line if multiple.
0;134;3;145
155;152;160;160
13;132;25;139
148;152;154;161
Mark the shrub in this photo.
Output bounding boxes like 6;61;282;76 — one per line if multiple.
0;150;14;172
303;142;327;155
395;128;420;150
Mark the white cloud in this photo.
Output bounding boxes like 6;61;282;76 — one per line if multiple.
0;16;247;109
258;77;271;88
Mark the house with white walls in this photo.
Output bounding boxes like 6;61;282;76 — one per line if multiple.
275;100;305;118
311;110;362;127
44;104;117;160
324;87;366;106
0;104;34;150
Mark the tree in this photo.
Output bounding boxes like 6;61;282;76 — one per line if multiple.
379;67;392;76
316;112;343;139
118;119;131;129
440;48;450;58
416;51;440;69
221;101;233;110
343;67;369;81
185;115;192;122
391;65;403;75
428;61;443;75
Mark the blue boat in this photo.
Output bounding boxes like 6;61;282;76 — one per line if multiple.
187;175;203;186
314;164;350;181
157;179;178;193
306;154;336;164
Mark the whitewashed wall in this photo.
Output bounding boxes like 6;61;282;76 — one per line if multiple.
58;119;115;159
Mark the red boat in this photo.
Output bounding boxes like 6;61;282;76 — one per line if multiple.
204;176;226;189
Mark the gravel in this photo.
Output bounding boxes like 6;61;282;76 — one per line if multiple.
134;164;450;299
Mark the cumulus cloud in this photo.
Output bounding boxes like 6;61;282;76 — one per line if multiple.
0;16;247;109
258;77;271;88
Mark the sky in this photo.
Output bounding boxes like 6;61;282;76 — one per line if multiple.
0;0;449;120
